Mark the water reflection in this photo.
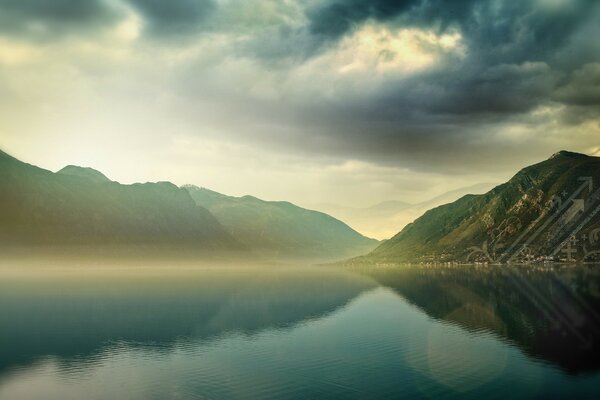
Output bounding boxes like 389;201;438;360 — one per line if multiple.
360;264;600;374
0;266;374;375
1;263;600;399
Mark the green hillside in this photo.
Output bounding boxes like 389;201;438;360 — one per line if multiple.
184;185;379;260
57;165;112;183
0;150;240;253
365;151;600;263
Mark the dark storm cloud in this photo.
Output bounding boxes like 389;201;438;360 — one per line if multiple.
554;63;600;106
302;0;600;111
372;62;561;117
0;0;121;40
0;0;218;41
267;0;600;170
192;0;600;156
125;0;216;36
306;0;596;57
307;0;476;40
552;62;600;125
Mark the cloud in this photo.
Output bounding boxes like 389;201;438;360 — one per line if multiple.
124;0;216;37
0;0;122;40
554;63;600;106
315;24;464;75
1;0;600;208
307;0;474;41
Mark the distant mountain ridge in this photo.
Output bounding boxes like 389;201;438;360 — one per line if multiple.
0;150;378;260
309;182;496;240
184;185;379;261
0;150;240;253
363;151;600;264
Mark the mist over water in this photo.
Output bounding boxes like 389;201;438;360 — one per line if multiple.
1;261;599;399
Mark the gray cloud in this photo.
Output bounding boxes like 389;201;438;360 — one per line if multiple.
125;0;216;36
307;0;475;41
0;0;122;40
305;0;596;60
554;63;600;106
302;0;600;103
211;0;600;131
152;0;599;163
273;0;600;169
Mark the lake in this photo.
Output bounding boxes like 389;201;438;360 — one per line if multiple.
1;262;599;399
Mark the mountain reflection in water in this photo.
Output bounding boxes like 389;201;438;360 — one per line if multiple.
0;266;375;374
1;263;600;400
361;264;600;374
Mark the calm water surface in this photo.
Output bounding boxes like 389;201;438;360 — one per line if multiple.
1;263;599;399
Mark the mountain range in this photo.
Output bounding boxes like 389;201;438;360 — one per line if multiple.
184;185;378;260
3;148;599;264
0;150;239;254
308;182;496;240
0;150;377;260
362;151;600;264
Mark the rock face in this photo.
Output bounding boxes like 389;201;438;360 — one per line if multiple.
0;150;240;252
184;185;379;261
366;151;600;263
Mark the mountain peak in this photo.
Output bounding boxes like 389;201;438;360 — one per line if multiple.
0;149;25;164
549;150;587;160
57;165;111;183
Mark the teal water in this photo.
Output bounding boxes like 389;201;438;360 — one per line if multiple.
0;264;599;399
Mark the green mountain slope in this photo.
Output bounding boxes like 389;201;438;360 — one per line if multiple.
366;151;600;263
184;185;379;260
57;165;112;183
0;150;240;252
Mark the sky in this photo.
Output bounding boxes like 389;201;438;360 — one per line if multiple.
1;0;599;211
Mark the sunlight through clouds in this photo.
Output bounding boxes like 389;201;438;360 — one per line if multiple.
332;24;464;75
0;38;40;66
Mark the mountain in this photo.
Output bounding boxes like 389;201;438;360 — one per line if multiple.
0;150;240;253
309;182;495;240
57;165;112;183
184;185;379;261
363;151;600;264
